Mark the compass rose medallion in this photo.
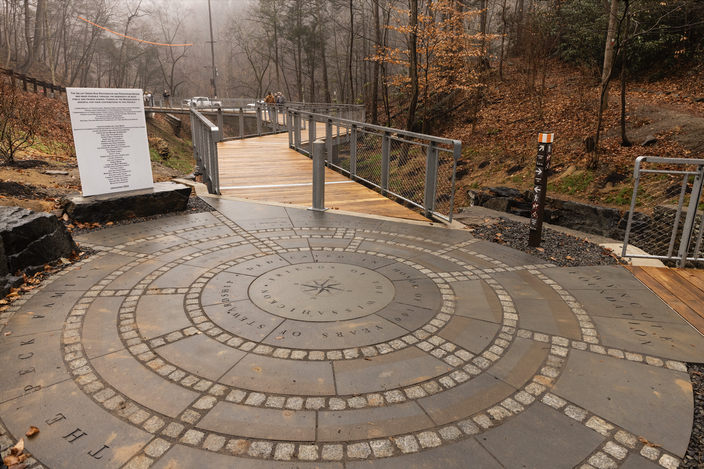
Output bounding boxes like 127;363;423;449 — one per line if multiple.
248;262;396;322
301;278;344;297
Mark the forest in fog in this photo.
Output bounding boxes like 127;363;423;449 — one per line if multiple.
1;0;703;129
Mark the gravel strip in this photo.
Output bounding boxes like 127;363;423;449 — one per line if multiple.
684;363;704;468
464;217;622;267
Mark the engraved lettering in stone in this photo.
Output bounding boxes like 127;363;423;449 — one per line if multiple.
51;292;66;298
88;445;110;459
19;368;35;376
32;315;45;319
63;428;87;443
24;385;41;394
18;353;33;359
46;413;66;425
20;339;35;346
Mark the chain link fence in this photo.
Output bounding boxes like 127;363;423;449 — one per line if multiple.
622;156;704;267
287;109;462;222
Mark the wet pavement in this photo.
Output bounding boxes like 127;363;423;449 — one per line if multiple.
0;195;701;469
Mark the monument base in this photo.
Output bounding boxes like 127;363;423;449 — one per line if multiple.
61;182;192;223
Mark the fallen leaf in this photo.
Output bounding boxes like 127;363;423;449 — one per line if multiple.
11;438;24;455
25;426;39;437
638;436;661;448
3;455;21;466
276;336;283;339
4;332;11;336
364;357;372;361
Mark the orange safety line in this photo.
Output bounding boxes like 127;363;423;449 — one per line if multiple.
78;16;194;47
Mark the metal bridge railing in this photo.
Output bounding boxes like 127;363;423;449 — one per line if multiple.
189;101;365;194
190;108;220;195
287;109;462;222
622;156;704;267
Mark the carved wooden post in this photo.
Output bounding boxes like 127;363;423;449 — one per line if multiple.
528;132;555;247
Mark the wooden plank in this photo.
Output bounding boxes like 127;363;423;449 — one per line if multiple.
626;266;704;334
641;266;704;313
674;269;704;295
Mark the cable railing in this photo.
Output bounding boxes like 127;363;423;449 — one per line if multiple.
621;156;704;267
287;108;462;222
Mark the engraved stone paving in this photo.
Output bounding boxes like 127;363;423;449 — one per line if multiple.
1;197;702;469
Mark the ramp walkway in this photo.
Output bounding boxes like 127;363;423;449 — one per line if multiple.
216;124;428;222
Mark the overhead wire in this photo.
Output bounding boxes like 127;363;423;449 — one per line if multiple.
78;16;194;47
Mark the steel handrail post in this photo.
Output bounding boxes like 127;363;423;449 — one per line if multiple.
210;125;220;194
668;173;690;259
294;113;301;150
309;140;328;212
381;131;390;196
326;120;333;168
309;113;316;145
678;164;704;267
239;108;244;139
256;104;262;136
622;156;646;259
217;106;224;141
424;141;439;219
350;125;357;180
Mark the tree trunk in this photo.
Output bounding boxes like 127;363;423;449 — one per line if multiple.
499;0;507;80
620;0;631;146
3;0;11;68
348;0;354;103
516;0;525;51
315;0;331;102
600;0;619;112
371;0;380;124
32;0;45;61
43;3;55;86
19;0;34;73
405;0;418;132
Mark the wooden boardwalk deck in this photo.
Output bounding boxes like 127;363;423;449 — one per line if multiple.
216;129;428;222
626;266;704;336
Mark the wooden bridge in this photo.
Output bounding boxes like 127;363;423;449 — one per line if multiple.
215;124;428;222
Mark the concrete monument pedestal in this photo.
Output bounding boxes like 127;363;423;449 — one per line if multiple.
61;182;192;223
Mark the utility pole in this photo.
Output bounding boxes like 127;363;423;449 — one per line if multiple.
207;0;218;98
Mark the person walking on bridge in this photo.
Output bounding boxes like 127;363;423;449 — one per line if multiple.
264;91;275;122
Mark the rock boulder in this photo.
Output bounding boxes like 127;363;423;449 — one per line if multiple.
0;207;78;295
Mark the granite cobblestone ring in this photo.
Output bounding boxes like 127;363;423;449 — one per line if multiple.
0;197;700;469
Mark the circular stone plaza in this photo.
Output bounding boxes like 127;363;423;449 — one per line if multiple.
0;195;701;469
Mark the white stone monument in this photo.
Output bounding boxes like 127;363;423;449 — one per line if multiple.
67;88;154;197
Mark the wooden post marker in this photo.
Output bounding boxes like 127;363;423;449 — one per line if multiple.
528;132;554;247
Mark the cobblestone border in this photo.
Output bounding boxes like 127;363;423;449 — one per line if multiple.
50;221;686;467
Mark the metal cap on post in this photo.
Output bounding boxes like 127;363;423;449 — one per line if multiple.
309;140;328;212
